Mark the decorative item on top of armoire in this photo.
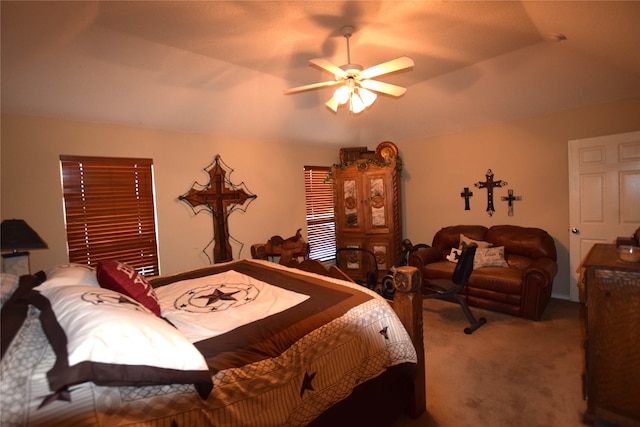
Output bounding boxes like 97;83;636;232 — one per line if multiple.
332;141;402;284
339;147;370;164
460;187;473;210
501;189;522;216
474;169;507;216
179;155;257;264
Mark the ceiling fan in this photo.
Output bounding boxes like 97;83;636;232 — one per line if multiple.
284;26;414;114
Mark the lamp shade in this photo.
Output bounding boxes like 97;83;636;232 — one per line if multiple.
1;219;48;252
350;93;366;114
358;88;377;107
334;85;350;104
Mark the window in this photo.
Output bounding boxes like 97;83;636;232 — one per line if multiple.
304;166;335;262
60;155;159;276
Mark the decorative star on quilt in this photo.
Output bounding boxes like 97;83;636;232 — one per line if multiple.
196;288;240;306
300;370;317;398
379;326;389;340
38;386;72;409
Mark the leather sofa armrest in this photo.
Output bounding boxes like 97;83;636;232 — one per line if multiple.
408;247;443;270
523;257;558;285
522;257;558;320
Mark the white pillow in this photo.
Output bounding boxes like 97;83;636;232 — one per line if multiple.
36;263;99;290
31;285;212;398
473;246;509;269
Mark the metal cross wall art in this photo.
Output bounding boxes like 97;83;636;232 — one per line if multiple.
179;155;257;263
460;187;473;210
474;169;507;216
501;189;522;216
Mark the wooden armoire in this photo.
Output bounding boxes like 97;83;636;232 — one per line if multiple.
332;143;402;283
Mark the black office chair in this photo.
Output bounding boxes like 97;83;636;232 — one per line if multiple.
423;245;486;334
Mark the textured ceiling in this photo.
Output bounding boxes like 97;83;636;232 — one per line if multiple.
2;1;640;145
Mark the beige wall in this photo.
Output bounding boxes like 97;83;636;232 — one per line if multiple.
2;96;640;299
0;114;337;275
401;96;640;299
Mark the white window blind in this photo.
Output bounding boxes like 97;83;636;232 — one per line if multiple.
60;155;160;276
304;166;336;262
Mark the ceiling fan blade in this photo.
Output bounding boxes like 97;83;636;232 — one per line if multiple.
284;80;342;95
309;58;348;78
325;96;339;112
360;79;407;97
360;56;414;79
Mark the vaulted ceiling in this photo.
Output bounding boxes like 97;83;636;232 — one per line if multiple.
2;1;639;145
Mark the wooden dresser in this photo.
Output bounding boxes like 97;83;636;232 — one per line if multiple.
582;243;640;427
332;154;402;283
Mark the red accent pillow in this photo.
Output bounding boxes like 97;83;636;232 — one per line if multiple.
96;260;161;317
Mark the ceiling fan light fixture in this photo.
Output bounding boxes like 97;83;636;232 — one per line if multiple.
350;92;366;114
334;85;351;104
326;97;339;112
357;87;377;107
284;25;414;115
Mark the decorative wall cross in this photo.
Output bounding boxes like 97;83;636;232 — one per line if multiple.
474;169;507;216
460;187;473;210
179;155;257;263
501;189;522;216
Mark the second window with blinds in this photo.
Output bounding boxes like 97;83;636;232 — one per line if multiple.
304;166;336;262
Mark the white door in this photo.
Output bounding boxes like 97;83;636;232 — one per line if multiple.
568;131;640;302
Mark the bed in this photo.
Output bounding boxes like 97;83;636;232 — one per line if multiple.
1;258;425;426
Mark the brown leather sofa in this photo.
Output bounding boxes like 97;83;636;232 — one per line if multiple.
409;225;557;320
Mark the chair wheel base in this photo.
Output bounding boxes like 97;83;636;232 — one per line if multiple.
463;317;487;335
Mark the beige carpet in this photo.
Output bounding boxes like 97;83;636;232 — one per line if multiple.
394;298;589;427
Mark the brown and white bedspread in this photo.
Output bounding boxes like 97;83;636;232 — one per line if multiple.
0;260;417;426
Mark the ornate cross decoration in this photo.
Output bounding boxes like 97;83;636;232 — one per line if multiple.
460;187;473;210
179;155;257;263
474;169;507;216
501;189;522;216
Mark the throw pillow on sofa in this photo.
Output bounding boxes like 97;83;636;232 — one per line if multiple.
446;248;463;263
459;234;493;249
473;246;509;269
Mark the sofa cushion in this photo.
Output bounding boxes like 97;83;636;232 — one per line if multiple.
424;262;521;295
423;261;456;281
468;267;523;295
486;225;557;261
505;254;535;270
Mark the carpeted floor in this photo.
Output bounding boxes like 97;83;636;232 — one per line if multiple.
394;298;589;427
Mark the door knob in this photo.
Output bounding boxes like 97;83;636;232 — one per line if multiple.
571;228;580;234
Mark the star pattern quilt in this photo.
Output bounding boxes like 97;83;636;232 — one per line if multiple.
1;260;417;427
